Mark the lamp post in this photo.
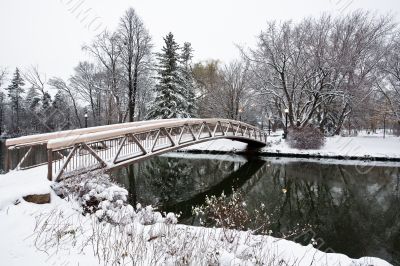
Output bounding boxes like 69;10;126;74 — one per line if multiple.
284;108;289;139
84;113;88;128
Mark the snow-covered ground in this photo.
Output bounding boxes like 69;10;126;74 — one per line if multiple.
0;166;51;210
0;166;394;265
182;131;400;160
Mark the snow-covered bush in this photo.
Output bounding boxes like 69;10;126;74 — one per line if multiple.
287;126;325;150
193;190;278;235
52;171;178;226
32;205;337;266
193;190;250;230
193;190;312;238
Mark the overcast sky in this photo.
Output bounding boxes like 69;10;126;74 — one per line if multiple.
0;0;399;81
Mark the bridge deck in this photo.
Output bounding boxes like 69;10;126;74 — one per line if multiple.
5;118;267;181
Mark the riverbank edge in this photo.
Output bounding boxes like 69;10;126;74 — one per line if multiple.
177;149;400;162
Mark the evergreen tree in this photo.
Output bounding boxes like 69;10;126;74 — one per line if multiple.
24;87;40;133
0;92;4;136
6;68;25;133
52;90;64;109
180;42;197;117
25;87;40;110
52;90;71;130
147;32;189;119
41;92;52;111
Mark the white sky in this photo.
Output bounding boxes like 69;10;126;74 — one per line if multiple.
0;0;399;81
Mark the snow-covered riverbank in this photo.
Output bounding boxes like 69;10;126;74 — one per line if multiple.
182;131;400;161
0;166;394;265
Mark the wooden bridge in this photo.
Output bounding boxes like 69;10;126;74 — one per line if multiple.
4;118;267;181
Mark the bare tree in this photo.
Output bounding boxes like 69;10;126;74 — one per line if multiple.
193;60;223;118
83;31;124;124
218;61;252;120
119;8;152;122
192;60;254;121
245;18;330;128
49;77;82;127
376;31;400;125
70;61;104;126
23;65;47;96
244;11;395;134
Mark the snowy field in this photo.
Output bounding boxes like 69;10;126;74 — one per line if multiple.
0;165;394;265
182;131;400;160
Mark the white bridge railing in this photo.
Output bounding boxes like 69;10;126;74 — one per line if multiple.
5;118;267;181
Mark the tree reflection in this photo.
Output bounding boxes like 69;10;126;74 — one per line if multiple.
113;156;400;264
246;160;400;263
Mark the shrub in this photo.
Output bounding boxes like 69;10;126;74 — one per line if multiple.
192;190;310;237
287;126;325;150
193;190;250;230
52;170;178;225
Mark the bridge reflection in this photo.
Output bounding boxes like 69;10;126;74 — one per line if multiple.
114;154;268;221
114;155;400;264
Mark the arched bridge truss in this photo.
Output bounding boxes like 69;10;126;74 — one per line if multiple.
5;119;267;181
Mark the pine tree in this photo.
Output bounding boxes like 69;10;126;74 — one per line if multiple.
41;92;52;111
6;68;25;133
52;90;64;109
52;90;71;130
0;92;4;136
147;32;189;119
25;87;40;110
24;87;40;132
180;42;197;117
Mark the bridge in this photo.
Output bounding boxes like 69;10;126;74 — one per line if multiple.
4;118;267;182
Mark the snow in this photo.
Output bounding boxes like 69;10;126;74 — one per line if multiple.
260;156;400;168
0;138;398;265
180;138;248;152
0;198;97;266
6;118;182;146
0;165;51;209
181;131;400;160
0;200;392;266
265;133;400;159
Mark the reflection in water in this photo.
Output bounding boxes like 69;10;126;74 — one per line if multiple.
113;154;400;264
249;159;400;263
0;138;399;264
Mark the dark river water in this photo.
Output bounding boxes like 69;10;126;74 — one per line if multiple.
112;153;400;264
1;140;400;264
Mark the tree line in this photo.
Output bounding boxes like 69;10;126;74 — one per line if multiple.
0;9;399;137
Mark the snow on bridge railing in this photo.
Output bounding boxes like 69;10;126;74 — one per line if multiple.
5;118;182;148
3;118;181;171
46;118;264;150
4;118;267;182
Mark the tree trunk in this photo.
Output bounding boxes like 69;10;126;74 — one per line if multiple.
16;96;19;134
333;103;350;135
68;91;82;128
128;56;134;122
89;90;96;126
132;65;138;122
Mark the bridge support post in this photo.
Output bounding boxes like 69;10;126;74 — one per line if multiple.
4;147;10;172
47;149;53;181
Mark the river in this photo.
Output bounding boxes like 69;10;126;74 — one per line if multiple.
113;152;400;264
1;141;399;264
